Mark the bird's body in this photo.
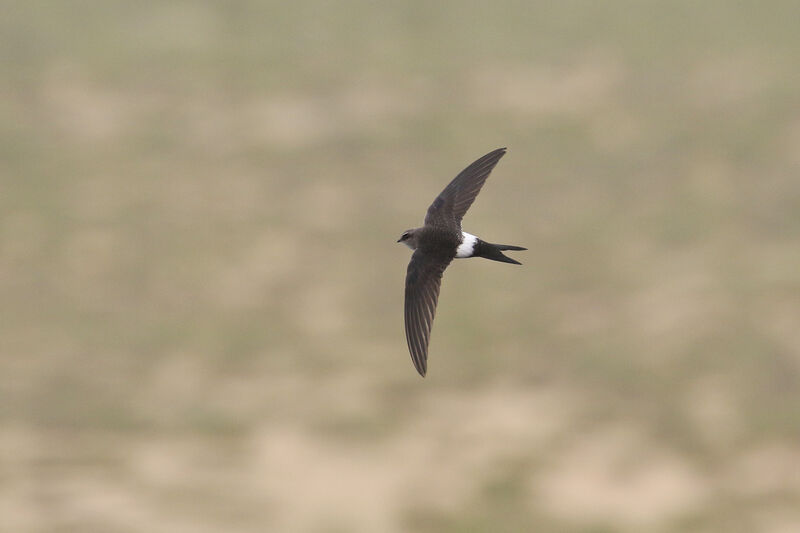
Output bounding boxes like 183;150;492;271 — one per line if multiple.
398;148;525;377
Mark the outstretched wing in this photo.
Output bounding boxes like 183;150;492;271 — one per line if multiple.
424;147;507;230
404;250;453;377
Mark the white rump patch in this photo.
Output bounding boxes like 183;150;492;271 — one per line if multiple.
456;232;478;258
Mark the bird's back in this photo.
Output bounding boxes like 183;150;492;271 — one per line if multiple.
417;225;461;258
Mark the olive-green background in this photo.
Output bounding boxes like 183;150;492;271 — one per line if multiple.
2;2;800;532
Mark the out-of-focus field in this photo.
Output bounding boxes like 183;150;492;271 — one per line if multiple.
2;2;800;532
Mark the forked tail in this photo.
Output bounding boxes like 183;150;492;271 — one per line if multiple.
476;240;527;265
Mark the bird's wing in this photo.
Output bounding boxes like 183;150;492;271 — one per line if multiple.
404;249;453;376
424;147;507;230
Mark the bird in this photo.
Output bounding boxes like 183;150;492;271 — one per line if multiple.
398;147;526;377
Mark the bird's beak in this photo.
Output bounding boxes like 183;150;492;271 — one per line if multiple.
396;238;402;243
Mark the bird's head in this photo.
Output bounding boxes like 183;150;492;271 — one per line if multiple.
397;228;420;250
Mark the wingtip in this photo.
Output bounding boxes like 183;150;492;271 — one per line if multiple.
481;147;507;162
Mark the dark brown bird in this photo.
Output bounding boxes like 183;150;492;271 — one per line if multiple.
398;148;525;377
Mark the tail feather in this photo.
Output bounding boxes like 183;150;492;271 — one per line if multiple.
476;240;525;265
492;252;522;265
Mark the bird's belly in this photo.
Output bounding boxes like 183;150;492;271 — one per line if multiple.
455;232;478;258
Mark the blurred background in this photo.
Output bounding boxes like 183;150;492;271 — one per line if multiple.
2;1;800;532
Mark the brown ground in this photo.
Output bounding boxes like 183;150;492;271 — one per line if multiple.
2;2;800;532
